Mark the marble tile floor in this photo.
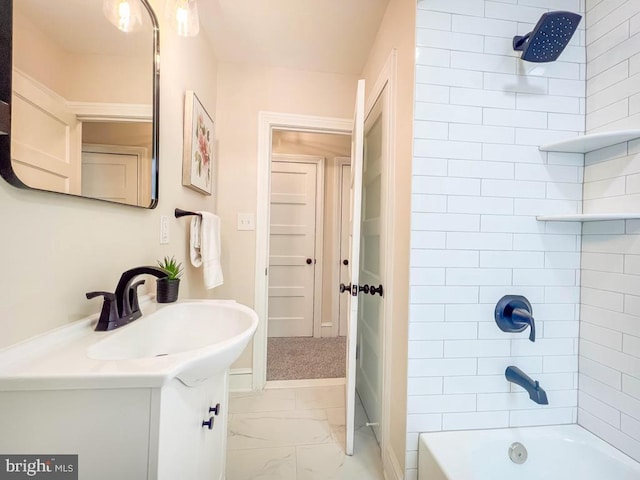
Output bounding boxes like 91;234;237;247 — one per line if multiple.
226;383;384;479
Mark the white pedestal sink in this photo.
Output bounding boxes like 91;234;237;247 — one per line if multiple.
0;298;258;480
87;300;258;386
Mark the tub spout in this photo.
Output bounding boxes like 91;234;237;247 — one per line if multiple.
505;366;548;405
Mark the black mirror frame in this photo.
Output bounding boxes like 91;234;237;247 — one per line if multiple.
0;0;160;209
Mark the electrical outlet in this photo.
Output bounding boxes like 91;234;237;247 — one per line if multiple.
237;213;255;231
160;215;170;244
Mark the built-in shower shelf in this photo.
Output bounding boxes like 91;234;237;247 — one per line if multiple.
539;130;640;154
536;213;640;222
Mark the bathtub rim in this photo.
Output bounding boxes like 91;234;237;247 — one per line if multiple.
418;424;640;480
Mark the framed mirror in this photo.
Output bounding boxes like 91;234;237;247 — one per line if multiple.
0;0;159;208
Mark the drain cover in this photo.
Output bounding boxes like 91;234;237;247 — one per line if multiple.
509;442;528;464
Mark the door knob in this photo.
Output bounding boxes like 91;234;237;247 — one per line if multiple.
306;258;313;265
209;403;221;416
359;284;370;294
340;283;351;294
369;284;384;297
343;259;349;266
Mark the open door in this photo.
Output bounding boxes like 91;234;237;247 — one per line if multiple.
345;79;365;456
356;86;388;444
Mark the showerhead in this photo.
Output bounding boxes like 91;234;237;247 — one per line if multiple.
513;11;582;63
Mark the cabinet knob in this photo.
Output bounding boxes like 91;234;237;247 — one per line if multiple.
202;417;215;430
209;403;221;416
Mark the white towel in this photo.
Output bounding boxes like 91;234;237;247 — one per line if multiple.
190;212;224;289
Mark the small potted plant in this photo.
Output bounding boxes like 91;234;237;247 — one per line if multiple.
156;256;183;303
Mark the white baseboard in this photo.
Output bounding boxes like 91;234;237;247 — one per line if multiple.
229;368;253;392
231;371;347;392
266;377;346;389
383;445;404;480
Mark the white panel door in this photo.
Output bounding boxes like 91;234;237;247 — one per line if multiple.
11;70;81;195
268;160;319;337
346;79;365;456
356;88;387;444
81;147;140;205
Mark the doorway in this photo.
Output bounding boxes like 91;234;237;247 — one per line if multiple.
253;112;353;390
252;96;393;460
266;131;352;381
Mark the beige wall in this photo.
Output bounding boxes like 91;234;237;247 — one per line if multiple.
12;9;68;97
215;63;359;368
0;0;219;348
82;121;152;150
63;53;150;104
360;0;414;474
13;9;149;104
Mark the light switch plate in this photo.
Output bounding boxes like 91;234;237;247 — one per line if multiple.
237;213;255;231
160;215;170;244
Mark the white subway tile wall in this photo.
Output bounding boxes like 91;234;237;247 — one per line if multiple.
579;0;640;463
408;1;585;476
586;0;640;131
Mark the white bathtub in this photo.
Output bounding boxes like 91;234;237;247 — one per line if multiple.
418;425;640;480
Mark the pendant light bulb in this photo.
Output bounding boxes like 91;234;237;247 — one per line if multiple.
103;0;142;33
166;0;200;37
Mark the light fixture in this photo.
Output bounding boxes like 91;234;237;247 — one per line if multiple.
166;0;200;37
103;0;143;33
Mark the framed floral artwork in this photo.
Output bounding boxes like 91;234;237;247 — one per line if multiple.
182;91;214;195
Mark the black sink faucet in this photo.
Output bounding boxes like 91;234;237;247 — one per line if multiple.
505;366;549;405
87;266;168;331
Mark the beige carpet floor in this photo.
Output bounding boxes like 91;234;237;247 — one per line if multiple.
267;336;347;381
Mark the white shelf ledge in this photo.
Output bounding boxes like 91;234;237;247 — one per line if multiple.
539;130;640;154
536;213;640;222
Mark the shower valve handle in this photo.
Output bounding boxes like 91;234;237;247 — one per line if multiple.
495;295;536;342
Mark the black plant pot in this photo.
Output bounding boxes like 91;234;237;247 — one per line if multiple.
156;278;180;303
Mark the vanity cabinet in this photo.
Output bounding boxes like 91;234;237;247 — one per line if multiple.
155;372;228;480
0;299;258;479
0;372;229;480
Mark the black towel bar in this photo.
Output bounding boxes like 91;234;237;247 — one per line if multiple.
175;208;202;218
